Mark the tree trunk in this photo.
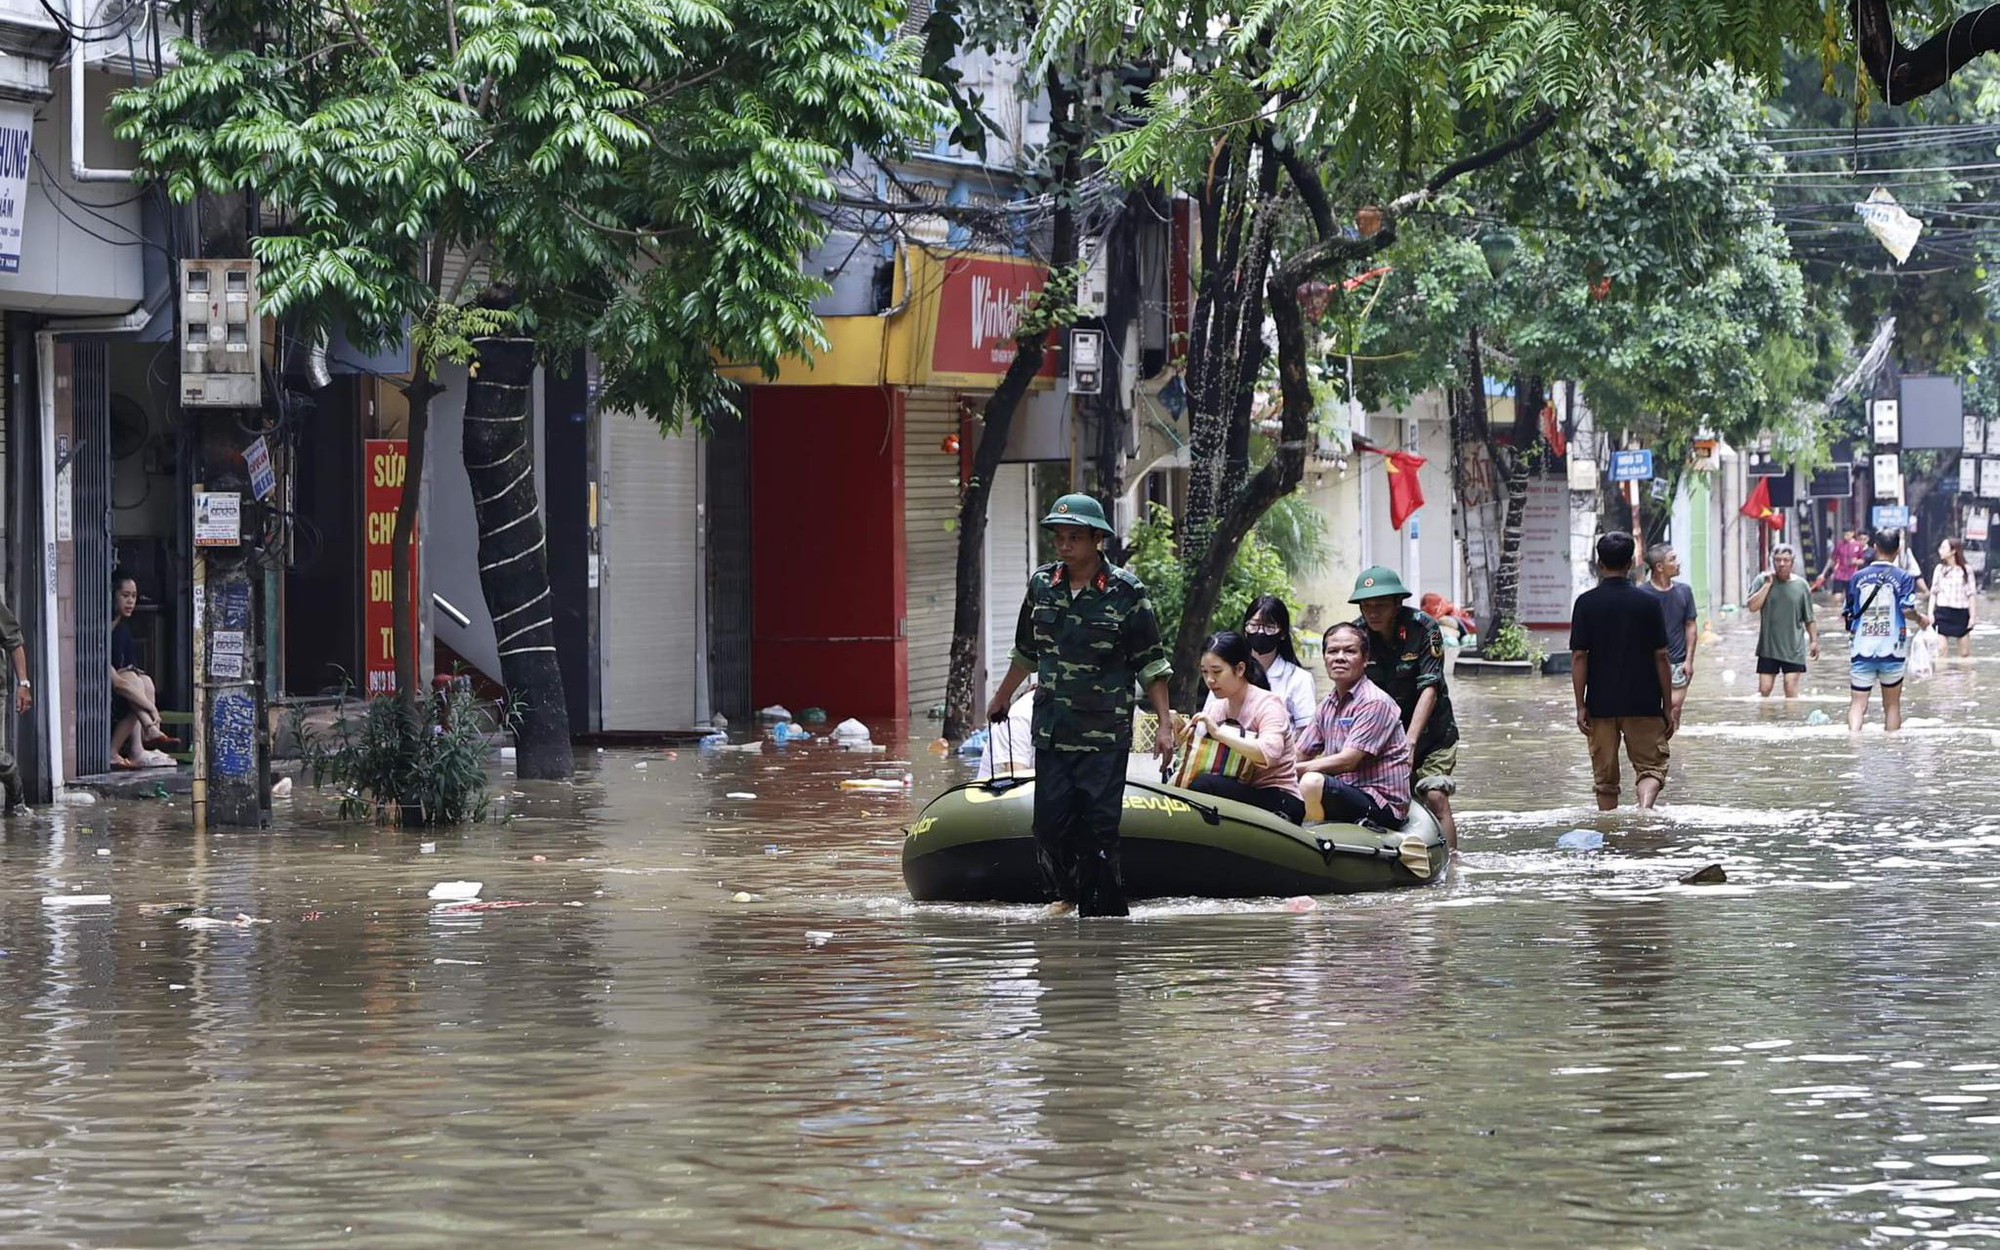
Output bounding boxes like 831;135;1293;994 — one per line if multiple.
464;329;572;779
939;62;1082;743
391;362;438;715
1489;448;1531;631
1488;372;1545;633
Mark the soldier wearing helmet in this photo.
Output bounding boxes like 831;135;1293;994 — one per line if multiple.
1348;565;1460;851
987;493;1175;918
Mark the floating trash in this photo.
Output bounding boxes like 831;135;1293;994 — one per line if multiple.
427;881;483;902
1555;829;1605;852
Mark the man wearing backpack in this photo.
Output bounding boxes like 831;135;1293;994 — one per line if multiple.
1846;528;1930;732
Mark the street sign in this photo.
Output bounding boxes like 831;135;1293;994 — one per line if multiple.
1962;456;1980;495
1871;504;1910;530
1609;449;1654;482
1983;457;2000;499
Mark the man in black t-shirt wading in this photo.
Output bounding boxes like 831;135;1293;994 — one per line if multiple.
1569;532;1678;811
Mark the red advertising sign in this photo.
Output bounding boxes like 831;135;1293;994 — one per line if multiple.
363;439;419;698
930;255;1061;384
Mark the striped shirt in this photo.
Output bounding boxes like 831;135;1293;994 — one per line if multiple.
1298;676;1412;820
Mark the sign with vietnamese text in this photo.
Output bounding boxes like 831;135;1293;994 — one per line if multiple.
1962;456;1979;496
928;254;1061;385
363;440;419;698
1983;457;2000;500
1871;504;1910;531
1608;449;1654;482
0;103;32;275
245;434;276;501
194;491;241;545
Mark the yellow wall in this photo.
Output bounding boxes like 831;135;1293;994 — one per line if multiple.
717;248;1054;391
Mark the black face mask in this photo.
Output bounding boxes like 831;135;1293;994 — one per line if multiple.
1247;634;1281;656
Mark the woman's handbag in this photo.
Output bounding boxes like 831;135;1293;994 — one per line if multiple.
1171;719;1252;789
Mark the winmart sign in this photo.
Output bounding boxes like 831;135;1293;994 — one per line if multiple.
930;254;1060;384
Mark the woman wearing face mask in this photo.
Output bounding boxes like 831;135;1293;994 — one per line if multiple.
1186;631;1304;824
1242;595;1315;734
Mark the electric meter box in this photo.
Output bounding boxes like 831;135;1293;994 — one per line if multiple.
180;259;262;407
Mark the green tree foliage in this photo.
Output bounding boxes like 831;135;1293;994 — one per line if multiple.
113;0;948;420
1127;504;1298;648
1021;0;1875;693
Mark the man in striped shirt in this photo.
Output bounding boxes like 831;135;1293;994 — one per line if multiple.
1297;622;1413;826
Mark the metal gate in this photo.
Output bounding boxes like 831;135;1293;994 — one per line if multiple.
72;341;112;776
903;388;960;719
705;413;752;727
598;410;703;730
983;462;1032;696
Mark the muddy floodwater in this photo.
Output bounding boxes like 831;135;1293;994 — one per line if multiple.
5;615;2000;1248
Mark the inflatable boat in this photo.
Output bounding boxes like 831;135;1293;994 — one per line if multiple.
902;777;1448;903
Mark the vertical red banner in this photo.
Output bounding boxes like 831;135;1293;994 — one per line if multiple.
362;439;419;697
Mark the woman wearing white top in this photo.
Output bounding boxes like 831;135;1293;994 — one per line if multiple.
1243;595;1317;733
1933;538;1978;658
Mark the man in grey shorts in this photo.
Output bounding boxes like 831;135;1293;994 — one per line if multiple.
1640;543;1698;718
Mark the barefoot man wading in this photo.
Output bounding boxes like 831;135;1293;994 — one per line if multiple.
1569;532;1677;811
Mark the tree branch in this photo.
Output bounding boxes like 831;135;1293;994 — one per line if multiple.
1265;134;1334;241
1420;106;1559;196
1853;0;2000;105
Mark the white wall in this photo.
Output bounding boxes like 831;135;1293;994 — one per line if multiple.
0;68;148;315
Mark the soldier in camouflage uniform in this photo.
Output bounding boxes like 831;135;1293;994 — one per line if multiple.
988;494;1175;917
1350;566;1460;852
0;597;32;812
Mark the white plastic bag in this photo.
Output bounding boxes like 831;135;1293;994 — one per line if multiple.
1907;628;1939;681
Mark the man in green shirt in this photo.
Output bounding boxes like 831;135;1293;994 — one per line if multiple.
0;597;32;812
1748;543;1819;698
989;495;1175;918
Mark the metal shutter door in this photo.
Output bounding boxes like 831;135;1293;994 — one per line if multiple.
598;412;701;729
903;388;960;718
984;461;1030;693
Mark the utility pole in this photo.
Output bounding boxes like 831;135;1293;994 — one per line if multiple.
182;201;269;829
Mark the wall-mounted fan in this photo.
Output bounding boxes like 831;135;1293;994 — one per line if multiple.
110;395;150;462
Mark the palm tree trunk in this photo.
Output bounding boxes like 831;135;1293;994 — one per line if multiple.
464;330;571;779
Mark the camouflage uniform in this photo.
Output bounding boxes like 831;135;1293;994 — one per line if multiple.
0;601;24;809
1356;605;1459;794
1010;559;1171;909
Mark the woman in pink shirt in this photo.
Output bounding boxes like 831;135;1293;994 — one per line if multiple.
1186;631;1304;824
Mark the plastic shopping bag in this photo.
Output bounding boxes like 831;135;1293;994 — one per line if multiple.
1907;628;1938;681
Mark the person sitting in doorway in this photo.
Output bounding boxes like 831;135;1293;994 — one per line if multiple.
1297;622;1412;827
111;571;176;770
1184;632;1304;824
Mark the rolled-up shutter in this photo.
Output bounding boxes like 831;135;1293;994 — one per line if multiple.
984;462;1031;694
598;411;702;729
903;388;960;718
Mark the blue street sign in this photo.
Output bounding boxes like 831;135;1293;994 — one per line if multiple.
1609;449;1655;482
1871;504;1910;531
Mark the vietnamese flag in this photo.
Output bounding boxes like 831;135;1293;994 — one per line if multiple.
1740;477;1785;532
1384;449;1427;530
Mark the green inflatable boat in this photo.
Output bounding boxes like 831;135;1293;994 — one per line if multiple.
903;776;1448;903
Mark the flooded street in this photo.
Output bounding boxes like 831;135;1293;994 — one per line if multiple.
5;615;2000;1248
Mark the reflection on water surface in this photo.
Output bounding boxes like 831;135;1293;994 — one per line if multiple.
3;623;2000;1246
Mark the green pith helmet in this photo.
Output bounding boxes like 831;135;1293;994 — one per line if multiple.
1040;493;1115;535
1349;565;1412;603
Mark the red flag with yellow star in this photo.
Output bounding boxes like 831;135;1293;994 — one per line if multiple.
1739;477;1784;532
